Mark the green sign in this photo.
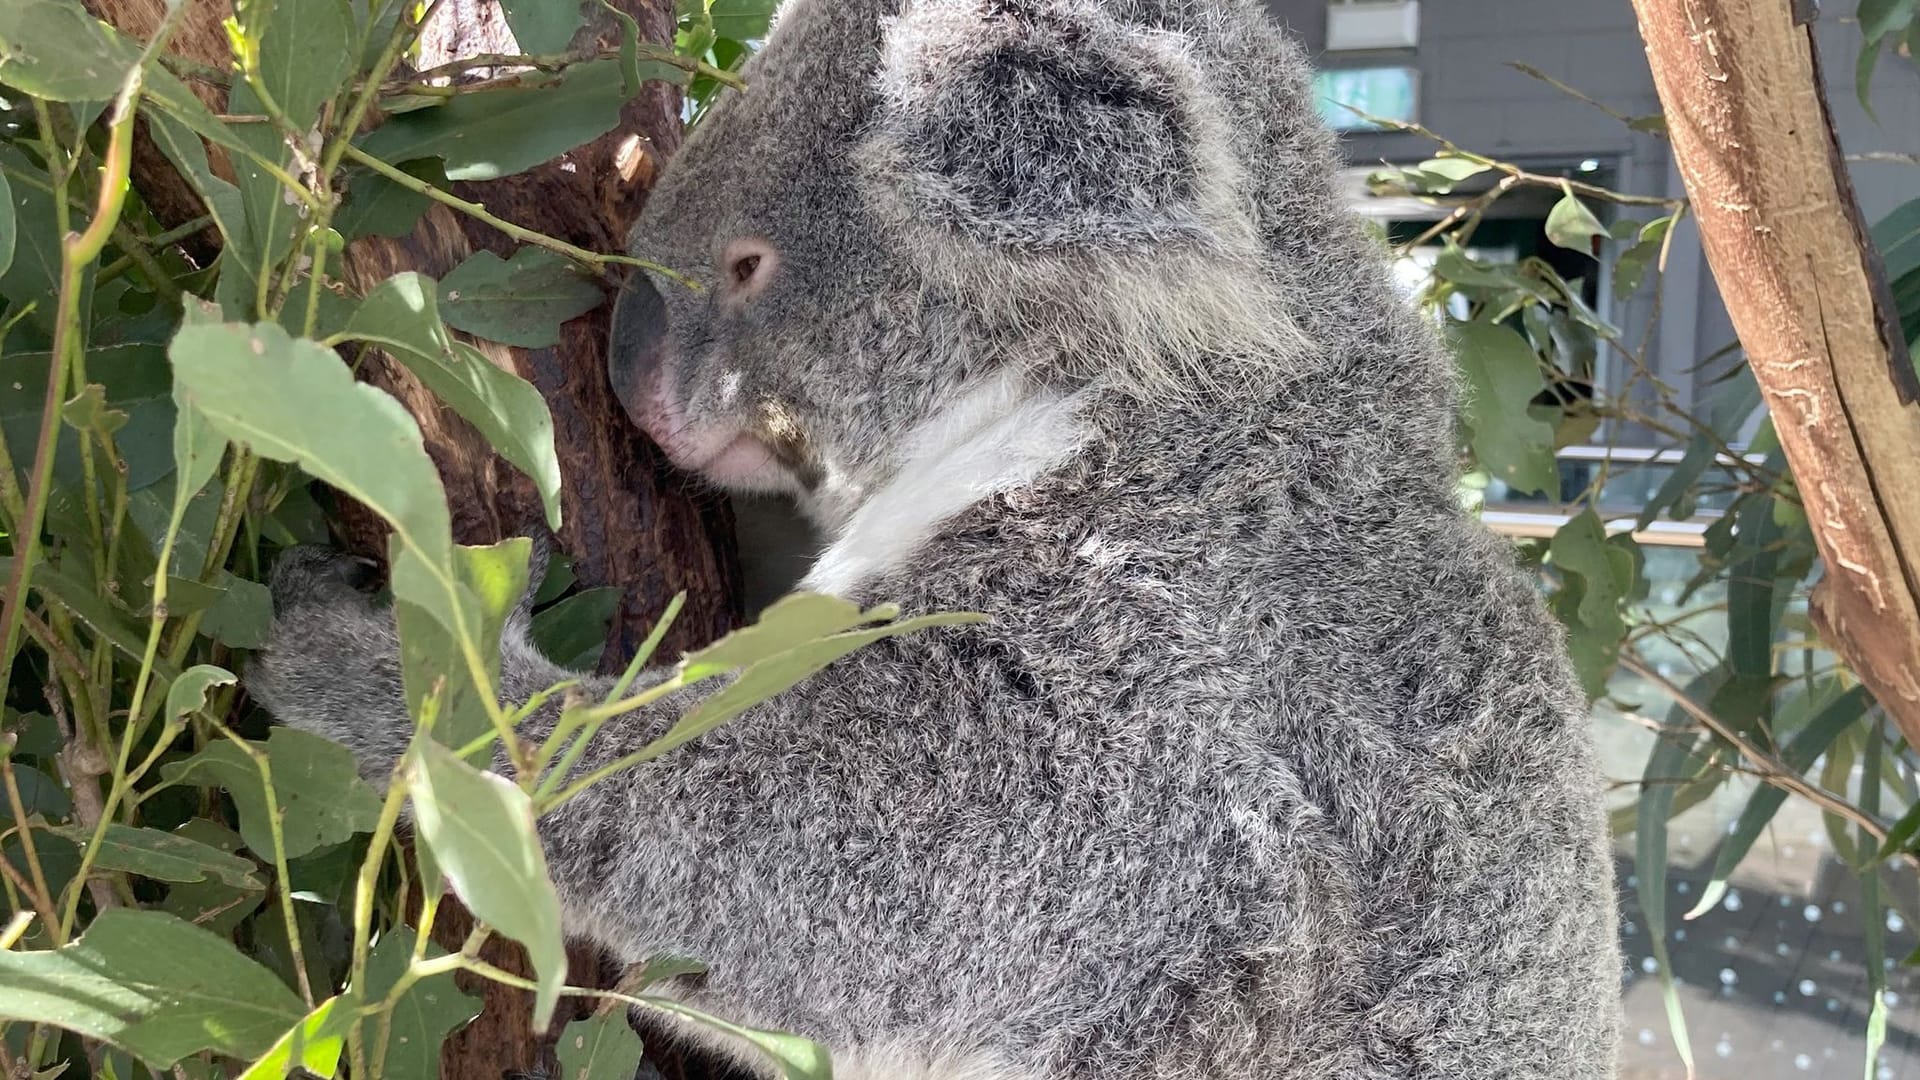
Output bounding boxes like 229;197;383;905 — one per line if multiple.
1313;66;1419;131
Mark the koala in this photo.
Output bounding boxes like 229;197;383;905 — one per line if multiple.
251;0;1624;1076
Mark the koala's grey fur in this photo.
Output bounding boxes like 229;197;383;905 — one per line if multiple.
251;0;1623;1076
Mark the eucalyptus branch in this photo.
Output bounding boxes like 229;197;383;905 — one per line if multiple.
1349;109;1683;209
1619;651;1911;864
1507;62;1665;138
385;44;746;93
341;143;695;286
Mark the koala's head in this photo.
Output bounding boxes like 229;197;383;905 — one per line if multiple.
610;0;1310;528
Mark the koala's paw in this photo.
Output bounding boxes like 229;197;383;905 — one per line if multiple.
248;546;409;774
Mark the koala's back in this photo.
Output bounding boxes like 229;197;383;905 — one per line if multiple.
620;407;1620;1080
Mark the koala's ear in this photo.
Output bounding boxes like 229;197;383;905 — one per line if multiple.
860;0;1243;255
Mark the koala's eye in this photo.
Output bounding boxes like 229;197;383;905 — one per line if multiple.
719;237;778;301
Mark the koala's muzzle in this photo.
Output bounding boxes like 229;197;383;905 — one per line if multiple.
607;272;670;430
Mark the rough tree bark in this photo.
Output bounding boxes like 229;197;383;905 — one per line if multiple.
84;0;744;1076
1629;0;1920;744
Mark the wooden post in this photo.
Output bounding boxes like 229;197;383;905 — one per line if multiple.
1628;0;1920;743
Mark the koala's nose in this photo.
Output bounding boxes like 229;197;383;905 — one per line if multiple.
607;271;669;425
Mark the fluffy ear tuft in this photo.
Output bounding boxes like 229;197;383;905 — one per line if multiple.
863;0;1234;254
857;0;1312;402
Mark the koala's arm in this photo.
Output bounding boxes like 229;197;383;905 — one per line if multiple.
247;548;853;968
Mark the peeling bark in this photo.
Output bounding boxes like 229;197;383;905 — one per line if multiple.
1630;0;1920;742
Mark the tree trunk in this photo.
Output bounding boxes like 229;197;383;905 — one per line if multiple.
1629;0;1920;744
84;0;744;1076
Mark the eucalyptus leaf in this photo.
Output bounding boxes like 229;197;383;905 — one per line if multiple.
363;927;483;1080
253;0;356;130
501;0;585;53
554;1009;645;1080
167;319;472;642
1449;319;1558;497
46;822;263;889
0;908;304;1068
409;737;567;1029
530;586;622;671
1545;192;1607;258
657;611;985;759
160;728;382;860
0;168;14;279
341;272;564;526
437;247;606;349
0;0;137;101
396;537;530;751
164;664;238;725
357;60;677;181
235;993;355;1080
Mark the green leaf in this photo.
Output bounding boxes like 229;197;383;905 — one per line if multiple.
1545;191;1606;258
554;1009;645;1080
200;572;273;649
254;0;356;130
501;0;584;53
1546;511;1635;699
160;728;382;860
397;537;531;751
1611;216;1671;297
160;820;266;934
224;81;303;290
637;997;829;1080
0;145;66;338
0;0;137;100
706;0;777;40
46;822;263;889
1449;319;1558;496
235;993;354;1080
0;908;305;1068
530;586;621;670
165;664;237;726
3;345;178;492
362;927;482;1080
437;247;606;349
357;59;675;181
409;737;567;1029
658;611;984;759
167;319;471;643
1681;686;1870;917
62;383;129;439
1861;719;1890;1080
678;592;875;681
0;168;13;279
340;271;564;526
1860;0;1918;43
335;160;446;240
1634;674;1717;1076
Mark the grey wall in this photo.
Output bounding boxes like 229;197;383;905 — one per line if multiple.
1265;0;1920;431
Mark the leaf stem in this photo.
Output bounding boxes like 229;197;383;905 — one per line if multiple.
339;143;695;287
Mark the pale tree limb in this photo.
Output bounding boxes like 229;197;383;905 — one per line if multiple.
1629;0;1920;749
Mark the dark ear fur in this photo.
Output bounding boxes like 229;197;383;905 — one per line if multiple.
860;0;1242;255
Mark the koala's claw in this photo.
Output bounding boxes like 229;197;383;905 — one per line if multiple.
268;545;383;613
